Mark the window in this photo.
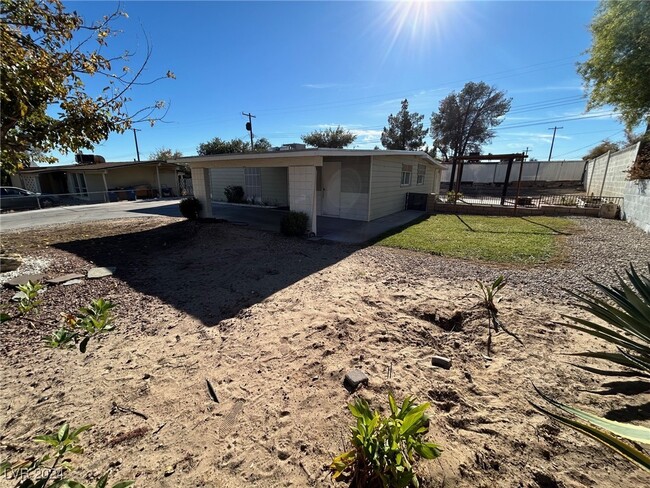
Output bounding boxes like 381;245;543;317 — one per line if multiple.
401;164;412;186
416;164;426;185
244;167;261;203
71;173;87;197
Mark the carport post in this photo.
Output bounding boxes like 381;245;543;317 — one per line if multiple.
156;164;162;198
191;167;213;218
102;171;109;202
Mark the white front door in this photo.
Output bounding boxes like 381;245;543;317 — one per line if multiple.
322;162;341;216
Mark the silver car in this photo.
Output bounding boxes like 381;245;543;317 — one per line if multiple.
0;186;60;211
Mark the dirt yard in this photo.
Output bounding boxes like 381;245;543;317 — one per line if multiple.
1;216;649;487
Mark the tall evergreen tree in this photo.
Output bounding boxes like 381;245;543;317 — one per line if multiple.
380;99;428;150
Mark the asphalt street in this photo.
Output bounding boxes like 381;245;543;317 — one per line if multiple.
0;199;183;231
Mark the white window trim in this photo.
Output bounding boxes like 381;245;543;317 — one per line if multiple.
401;164;413;187
416;164;426;185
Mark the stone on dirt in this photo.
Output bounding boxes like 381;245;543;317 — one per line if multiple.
47;273;85;285
344;369;369;391
62;279;84;286
3;274;48;288
0;254;22;273
87;267;116;279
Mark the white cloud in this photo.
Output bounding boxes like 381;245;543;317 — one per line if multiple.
302;83;343;89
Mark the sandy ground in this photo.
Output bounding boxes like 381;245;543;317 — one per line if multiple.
1;216;649;488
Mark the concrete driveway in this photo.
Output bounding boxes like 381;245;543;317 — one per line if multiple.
1;199;424;244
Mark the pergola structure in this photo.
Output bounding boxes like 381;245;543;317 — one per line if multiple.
449;153;528;205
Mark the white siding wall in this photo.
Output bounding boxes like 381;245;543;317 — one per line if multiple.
340;192;368;220
369;156;435;220
339;158;370;221
209;168;245;201
288;166;317;233
191;167;213;218
260;167;288;206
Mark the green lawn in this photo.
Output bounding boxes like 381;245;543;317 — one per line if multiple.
377;215;577;264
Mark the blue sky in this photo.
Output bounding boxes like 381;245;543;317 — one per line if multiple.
61;0;630;163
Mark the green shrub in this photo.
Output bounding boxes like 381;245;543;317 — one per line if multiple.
1;422;133;487
45;298;116;353
179;196;202;220
224;185;245;203
16;280;44;315
280;211;309;236
446;191;463;203
330;393;441;487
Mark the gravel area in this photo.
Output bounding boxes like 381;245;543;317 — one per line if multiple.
363;216;650;301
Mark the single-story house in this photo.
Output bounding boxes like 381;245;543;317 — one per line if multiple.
11;160;183;202
184;149;444;234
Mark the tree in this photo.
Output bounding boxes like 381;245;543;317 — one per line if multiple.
301;126;356;148
578;0;650;132
430;81;511;190
250;137;272;152
583;140;619;160
0;0;175;175
380;99;428;150
197;137;273;155
150;147;183;160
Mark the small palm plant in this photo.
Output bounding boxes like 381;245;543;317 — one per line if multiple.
330;393;441;487
532;263;650;470
477;276;522;355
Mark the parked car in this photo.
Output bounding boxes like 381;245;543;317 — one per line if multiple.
0;186;60;211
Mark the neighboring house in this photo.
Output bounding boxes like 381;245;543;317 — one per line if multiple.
11;160;182;202
184;149;444;234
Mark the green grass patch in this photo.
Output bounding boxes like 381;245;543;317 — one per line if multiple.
377;215;577;264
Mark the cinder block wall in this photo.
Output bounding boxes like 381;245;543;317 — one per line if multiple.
585;143;640;197
622;179;650;233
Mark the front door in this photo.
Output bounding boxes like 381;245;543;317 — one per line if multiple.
322;161;341;217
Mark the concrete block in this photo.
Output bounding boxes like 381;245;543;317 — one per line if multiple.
344;369;368;391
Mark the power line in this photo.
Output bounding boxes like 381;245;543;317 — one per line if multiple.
552;130;625;158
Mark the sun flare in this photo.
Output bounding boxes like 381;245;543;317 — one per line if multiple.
376;1;451;62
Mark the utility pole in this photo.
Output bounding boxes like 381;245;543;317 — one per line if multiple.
242;112;256;151
547;126;563;161
132;128;141;161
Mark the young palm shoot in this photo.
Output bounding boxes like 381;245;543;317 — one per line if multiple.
477;276;522;355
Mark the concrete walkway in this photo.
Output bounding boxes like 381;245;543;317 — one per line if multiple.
211;202;424;244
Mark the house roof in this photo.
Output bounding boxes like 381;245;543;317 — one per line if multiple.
180;149;445;169
17;160;183;174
